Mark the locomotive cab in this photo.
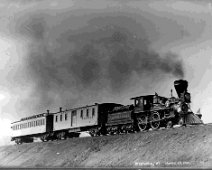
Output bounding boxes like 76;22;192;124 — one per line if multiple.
131;94;167;113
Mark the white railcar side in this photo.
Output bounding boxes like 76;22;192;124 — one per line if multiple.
11;117;47;138
53;104;98;131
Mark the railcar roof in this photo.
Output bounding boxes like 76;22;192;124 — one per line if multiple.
11;113;52;124
130;94;167;100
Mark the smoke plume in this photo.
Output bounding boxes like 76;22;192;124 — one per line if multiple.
14;10;184;112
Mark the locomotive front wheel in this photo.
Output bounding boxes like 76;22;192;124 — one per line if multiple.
137;115;149;131
166;120;173;128
150;111;161;130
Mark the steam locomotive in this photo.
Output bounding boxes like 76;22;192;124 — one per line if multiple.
11;79;203;144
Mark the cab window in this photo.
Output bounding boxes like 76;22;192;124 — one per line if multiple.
92;108;95;117
86;109;89;118
81;110;83;119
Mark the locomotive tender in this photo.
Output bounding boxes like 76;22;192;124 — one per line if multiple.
11;79;203;144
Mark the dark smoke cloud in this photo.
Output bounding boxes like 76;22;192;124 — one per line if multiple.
14;11;184;112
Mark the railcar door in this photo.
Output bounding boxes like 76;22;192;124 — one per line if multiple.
71;110;77;127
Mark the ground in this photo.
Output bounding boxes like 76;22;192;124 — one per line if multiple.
0;124;212;168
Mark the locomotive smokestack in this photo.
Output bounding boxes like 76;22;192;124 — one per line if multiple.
174;79;188;98
59;107;62;112
47;110;50;114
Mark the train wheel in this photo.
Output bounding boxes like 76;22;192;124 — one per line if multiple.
178;118;186;127
166;120;173;129
60;132;67;140
137;115;149;131
150;111;161;130
40;134;49;142
15;138;22;144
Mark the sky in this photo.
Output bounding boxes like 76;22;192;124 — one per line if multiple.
0;0;212;145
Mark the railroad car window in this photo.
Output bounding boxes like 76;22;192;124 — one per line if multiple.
43;119;45;125
28;122;30;128
92;108;95;117
144;100;146;105
38;120;40;126
55;116;58;122
81;110;83;119
86;109;89;118
60;115;62;121
65;114;67;121
135;99;139;106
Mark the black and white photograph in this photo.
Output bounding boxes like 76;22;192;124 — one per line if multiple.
0;0;212;169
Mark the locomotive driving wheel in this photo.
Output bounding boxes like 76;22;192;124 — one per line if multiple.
150;111;161;130
137;115;149;131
